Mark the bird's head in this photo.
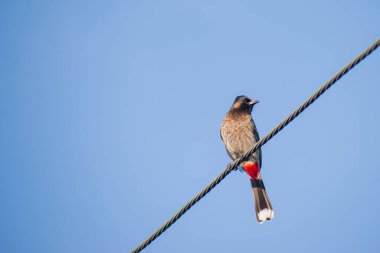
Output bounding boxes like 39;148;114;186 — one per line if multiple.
230;95;259;113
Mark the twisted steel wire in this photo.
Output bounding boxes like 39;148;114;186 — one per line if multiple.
131;38;380;253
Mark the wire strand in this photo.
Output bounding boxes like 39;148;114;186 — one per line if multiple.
131;38;380;253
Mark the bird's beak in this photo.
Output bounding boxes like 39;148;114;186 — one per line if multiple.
248;100;259;105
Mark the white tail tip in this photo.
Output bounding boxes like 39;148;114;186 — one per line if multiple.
258;208;274;223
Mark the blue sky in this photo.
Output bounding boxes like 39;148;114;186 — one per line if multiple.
1;1;380;252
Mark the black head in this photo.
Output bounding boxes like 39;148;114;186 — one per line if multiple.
231;95;259;113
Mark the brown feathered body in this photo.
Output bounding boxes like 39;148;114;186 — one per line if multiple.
220;96;274;223
220;109;261;166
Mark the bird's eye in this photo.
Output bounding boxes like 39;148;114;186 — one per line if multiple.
244;98;250;104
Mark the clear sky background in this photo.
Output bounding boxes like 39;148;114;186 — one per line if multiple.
1;1;380;253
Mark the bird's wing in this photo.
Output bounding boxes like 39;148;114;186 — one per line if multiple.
251;118;262;168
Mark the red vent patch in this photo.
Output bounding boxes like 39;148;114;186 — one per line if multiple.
243;163;260;179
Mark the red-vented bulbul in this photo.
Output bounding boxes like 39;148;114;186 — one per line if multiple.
221;95;274;223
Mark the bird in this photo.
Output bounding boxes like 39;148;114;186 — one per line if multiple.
220;95;274;223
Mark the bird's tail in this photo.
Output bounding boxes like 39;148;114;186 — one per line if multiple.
242;162;274;223
251;178;274;223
